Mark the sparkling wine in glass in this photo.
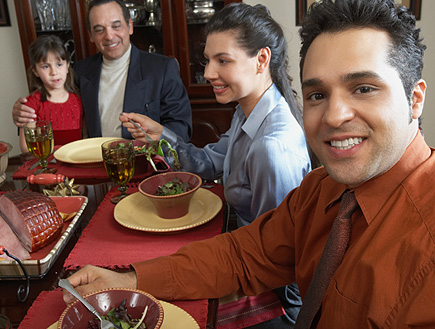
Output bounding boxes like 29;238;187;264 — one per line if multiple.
24;120;54;170
102;139;136;204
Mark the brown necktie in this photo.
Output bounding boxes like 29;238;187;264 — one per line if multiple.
295;190;359;329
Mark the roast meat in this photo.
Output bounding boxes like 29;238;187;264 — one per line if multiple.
0;191;63;252
0;215;30;260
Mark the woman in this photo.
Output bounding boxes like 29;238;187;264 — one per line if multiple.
121;3;310;327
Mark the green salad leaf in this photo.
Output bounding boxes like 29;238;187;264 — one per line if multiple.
156;177;192;196
135;139;181;171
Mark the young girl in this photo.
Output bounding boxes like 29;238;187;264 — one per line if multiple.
19;35;82;153
122;3;311;327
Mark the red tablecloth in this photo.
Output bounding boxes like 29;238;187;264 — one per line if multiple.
64;184;225;270
18;288;208;329
12;152;169;185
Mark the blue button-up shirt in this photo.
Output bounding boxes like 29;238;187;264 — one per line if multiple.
162;84;311;227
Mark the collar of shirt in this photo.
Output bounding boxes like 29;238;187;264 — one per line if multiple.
238;84;283;140
324;132;431;225
102;43;132;69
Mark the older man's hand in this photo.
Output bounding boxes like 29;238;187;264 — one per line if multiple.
12;97;37;127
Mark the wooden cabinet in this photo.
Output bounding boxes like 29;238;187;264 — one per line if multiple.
14;0;240;146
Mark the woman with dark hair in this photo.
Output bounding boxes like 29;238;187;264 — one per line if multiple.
18;34;82;152
121;4;311;326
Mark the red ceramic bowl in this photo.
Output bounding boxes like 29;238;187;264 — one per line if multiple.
58;288;164;329
138;172;202;219
133;140;149;175
0;141;12;184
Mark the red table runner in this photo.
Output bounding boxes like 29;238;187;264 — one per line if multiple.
17;288;208;329
12;153;169;185
64;184;224;270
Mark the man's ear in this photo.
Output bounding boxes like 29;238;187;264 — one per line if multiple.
257;47;271;73
411;79;427;120
88;30;94;44
128;18;133;35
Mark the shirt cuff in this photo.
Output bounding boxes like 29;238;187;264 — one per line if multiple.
132;257;174;300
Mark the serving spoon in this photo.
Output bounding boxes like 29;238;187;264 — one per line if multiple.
58;279;121;329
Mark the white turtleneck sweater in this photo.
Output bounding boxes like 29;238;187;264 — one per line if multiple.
99;44;131;137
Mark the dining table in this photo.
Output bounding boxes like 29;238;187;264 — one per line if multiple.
1;147;284;329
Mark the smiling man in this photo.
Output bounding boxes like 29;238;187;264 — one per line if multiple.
61;1;435;328
12;0;192;142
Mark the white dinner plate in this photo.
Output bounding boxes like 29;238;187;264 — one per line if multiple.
53;137;116;164
114;188;222;233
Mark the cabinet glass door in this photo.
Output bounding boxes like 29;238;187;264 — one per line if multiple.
124;0;166;55
185;0;225;87
31;0;76;63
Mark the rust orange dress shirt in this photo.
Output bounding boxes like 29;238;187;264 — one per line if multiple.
133;132;435;328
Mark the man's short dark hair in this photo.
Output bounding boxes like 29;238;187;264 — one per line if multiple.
87;0;131;31
299;0;426;105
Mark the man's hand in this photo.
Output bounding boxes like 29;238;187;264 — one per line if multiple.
61;265;137;304
120;112;164;142
12;97;36;127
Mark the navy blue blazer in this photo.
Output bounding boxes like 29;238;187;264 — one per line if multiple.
74;44;192;141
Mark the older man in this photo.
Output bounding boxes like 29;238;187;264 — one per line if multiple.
61;1;434;327
13;0;192;141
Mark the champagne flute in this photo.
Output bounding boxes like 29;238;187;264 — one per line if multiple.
101;139;136;204
24;120;54;171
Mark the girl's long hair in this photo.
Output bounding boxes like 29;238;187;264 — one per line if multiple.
27;34;78;102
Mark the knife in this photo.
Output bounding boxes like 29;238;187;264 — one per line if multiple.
28;161;39;170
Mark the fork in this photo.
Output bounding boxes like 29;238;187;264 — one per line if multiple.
127;118;159;148
58;279;121;329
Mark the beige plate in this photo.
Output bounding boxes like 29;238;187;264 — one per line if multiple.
49;300;199;329
53;137;116;164
114;188;222;233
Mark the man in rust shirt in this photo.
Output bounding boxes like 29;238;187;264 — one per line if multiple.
62;0;435;327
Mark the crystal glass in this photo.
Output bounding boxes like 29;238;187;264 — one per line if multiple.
24;120;54;171
102;139;136;204
36;0;55;31
53;0;71;30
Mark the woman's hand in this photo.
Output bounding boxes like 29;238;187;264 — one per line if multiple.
120;112;164;142
61;265;137;304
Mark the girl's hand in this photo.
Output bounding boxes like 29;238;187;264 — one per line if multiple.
119;112;164;141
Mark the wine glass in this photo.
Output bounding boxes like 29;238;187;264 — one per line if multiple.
24;120;54;171
101;139;136;204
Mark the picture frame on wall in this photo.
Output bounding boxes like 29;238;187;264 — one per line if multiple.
296;0;422;26
0;0;11;27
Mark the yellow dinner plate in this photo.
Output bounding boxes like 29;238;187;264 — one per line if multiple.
53;137;116;164
48;300;199;329
114;188;222;233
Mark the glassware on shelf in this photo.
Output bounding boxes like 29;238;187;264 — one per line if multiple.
36;0;55;31
53;0;71;30
144;0;160;26
125;2;146;25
